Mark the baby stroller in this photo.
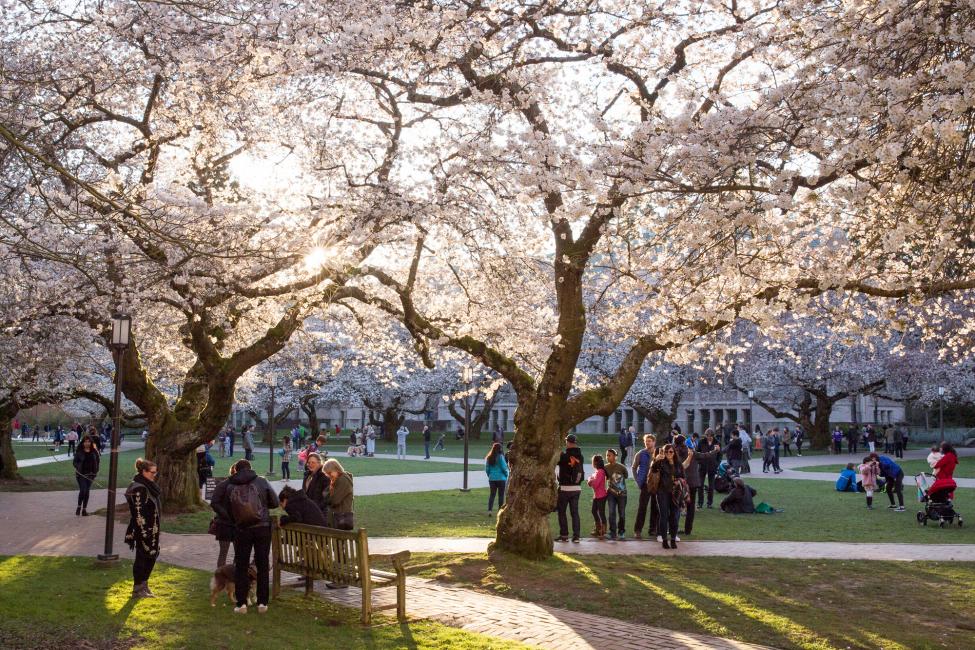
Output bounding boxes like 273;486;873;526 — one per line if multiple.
915;473;963;528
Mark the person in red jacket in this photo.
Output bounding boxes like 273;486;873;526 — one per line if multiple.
929;442;958;501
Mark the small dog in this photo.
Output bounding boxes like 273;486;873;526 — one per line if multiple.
210;563;258;607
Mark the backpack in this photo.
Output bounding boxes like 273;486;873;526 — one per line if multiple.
230;481;266;527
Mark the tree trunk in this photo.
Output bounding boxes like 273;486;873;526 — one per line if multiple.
382;408;405;440
492;401;562;560
809;394;832;449
300;397;320;437
0;412;21;480
144;416;204;513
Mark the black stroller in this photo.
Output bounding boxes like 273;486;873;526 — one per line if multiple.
915;473;963;528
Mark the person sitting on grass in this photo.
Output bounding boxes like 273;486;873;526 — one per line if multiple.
835;463;860;492
277;486;327;527
720;477;757;514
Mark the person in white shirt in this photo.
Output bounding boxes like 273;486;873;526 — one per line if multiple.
366;425;377;457
396;426;410;460
738;425;752;474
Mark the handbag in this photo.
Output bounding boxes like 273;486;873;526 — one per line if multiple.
647;470;660;495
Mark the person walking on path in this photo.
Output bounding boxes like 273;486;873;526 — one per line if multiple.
587;454;608;540
603;448;628;540
555;434;585;543
395;425;409;459
631;434;658;539
694;430;720;509
769;428;783;473
72;434;100;516
217;459;279;613
423;425;432;459
433;430;446;452
245;425;258;461
324;458;354;530
650;443;684;549
302;452;330;520
209;464;239;567
484;442;509;514
782;428;793;457
280;435;292;481
618;426;635;466
124;458;162;598
858;455;880;510
872;453;906;511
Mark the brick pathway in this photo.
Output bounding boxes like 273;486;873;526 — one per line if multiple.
0;489;772;649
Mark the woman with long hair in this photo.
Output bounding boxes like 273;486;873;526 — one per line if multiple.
484;442;510;514
930;442;959;501
323;458;354;530
587;454;608;540
303;452;330;518
72;434;100;516
650;443;684;549
125;458;161;598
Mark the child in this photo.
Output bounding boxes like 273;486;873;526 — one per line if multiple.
927;445;943;469
858;456;880;509
587;455;608;539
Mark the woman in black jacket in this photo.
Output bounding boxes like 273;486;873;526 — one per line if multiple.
302;452;330;518
277;486;327;527
209;463;239;567
72;435;100;516
650;444;684;549
124;458;162;598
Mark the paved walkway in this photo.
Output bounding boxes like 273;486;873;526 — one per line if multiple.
0;489;770;650
11;440;144;467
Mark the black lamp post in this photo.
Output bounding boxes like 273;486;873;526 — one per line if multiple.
938;386;945;443
98;313;130;563
267;377;276;476
461;366;473;492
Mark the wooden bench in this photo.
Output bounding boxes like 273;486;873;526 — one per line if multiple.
271;520;410;624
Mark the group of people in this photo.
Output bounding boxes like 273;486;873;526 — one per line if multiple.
835;441;960;512
555;427;762;550
17;420;109;454
831;424;909;457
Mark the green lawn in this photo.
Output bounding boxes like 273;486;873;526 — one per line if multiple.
0;555;522;650
157;478;974;544
794;457;975;479
9;442;73;461
3;448;463;492
406;552;975;650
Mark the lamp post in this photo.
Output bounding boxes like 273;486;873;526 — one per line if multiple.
938;386;945;443
98;314;130;563
267;377;276;476
747;390;755;432
461;366;473;492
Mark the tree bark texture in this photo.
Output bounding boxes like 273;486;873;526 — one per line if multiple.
0;415;21;480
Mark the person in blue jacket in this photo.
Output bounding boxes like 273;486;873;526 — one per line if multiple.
835;463;859;492
484;442;510;514
872;453;905;511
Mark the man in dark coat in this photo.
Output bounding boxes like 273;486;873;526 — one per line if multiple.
277;486;327;527
720;478;757;514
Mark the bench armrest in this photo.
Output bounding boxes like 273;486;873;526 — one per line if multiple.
368;550;411;569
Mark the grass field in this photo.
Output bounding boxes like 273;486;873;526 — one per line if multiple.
0;555;522;649
406;552;975;650
2;448;463;493
153;478;974;544
794;457;975;479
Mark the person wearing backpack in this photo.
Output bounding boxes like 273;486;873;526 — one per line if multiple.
218;459;279;614
631;434;658;539
555;434;585;543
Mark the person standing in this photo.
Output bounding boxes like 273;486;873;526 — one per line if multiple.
302;452;330;520
603;448;628;540
218;459;279;613
492;423;504;445
738;425;752;474
423;425;432;459
770;428;783;473
782;428;793;457
280;435;292;481
31;424;39;442
650;444;683;549
866;425;877;454
395;425;409;460
242;425;254;461
324;458;354;530
72;435;100;516
618;426;635;467
723;430;743;475
631;434;658;539
587;455;608;540
858;455;880;510
227;427;236;457
484;442;509;514
66;427;78;455
555;434;585;543
365;424;377;457
209;464;239;567
676;436;699;536
124;458;161;598
695;430;720;509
